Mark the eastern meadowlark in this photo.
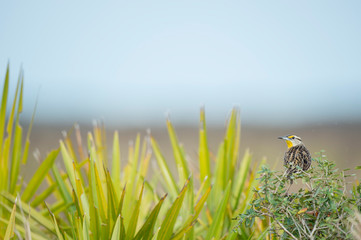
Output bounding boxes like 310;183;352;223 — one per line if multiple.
278;134;311;183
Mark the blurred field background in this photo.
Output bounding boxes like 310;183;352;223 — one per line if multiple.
25;121;361;180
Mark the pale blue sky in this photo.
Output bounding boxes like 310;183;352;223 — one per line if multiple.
1;1;361;126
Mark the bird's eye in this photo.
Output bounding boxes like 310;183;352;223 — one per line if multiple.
292;137;295;139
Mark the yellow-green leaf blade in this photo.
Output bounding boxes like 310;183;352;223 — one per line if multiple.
22;149;60;202
111;131;121;186
126;184;144;240
60;140;77;191
111;215;123;240
46;203;65;240
205;181;232;240
4;198;17;240
157;179;189;240
171;185;212;240
134;194;167;240
9;124;22;194
1;192;55;233
166;119;189;185
199;107;211;187
0;63;10;153
150;137;178;198
232;149;252;211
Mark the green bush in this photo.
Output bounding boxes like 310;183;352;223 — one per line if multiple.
237;151;361;239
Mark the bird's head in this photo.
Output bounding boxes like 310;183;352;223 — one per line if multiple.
278;134;303;148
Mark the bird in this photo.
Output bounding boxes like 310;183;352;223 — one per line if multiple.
278;134;312;183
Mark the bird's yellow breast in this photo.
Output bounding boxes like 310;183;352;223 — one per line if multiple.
286;140;293;148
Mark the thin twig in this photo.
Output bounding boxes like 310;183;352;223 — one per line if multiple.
274;170;288;193
285;208;303;237
310;210;321;237
274;219;298;240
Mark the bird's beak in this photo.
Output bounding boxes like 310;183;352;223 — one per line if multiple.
278;136;288;140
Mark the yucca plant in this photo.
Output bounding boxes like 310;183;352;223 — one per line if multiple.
2;123;211;239
150;108;269;239
0;65;267;239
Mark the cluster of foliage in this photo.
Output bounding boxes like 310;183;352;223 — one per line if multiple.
237;151;361;239
0;65;269;239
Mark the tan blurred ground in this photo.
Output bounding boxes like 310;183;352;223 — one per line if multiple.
26;123;361;180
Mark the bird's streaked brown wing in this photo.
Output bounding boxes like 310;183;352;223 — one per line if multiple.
284;145;312;173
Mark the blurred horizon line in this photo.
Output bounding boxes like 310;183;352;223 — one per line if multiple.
20;117;361;130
